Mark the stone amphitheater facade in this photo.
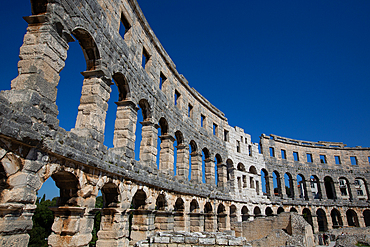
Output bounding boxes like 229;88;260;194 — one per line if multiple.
0;0;369;246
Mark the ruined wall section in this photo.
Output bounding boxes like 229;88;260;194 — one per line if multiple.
260;133;370;208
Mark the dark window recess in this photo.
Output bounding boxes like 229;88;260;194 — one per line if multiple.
320;155;327;164
350;156;358;165
159;72;166;89
119;13;131;39
335;156;341;165
293;152;299;161
142;47;150;68
307;153;313;163
174;90;181;106
188;104;193;118
281;149;286;159
224;130;229;142
269;147;275;157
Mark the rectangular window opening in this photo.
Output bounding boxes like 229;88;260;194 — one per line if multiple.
269;147;275;157
142;47;150;68
201;114;205;128
281;149;286;159
350;156;358;165
213;123;218;136
237;141;240;153
159;72;166;90
307;153;313;163
249;145;252;156
320;155;327;164
174;90;181;106
188;104;193;118
119;13;131;39
224;130;229;142
334;156;341;165
243;175;247;188
293;152;299;161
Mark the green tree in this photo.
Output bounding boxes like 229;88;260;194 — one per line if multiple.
28;195;57;247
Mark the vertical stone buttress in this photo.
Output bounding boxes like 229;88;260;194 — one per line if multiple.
175;144;189;179
74;70;112;144
139;119;158;167
112;100;138;158
159;135;175;176
190;152;202;183
204;158;215;185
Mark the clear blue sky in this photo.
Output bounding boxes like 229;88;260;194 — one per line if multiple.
1;1;370;198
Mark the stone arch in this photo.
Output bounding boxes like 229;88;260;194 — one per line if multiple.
204;201;214;232
241;206;249;221
189;140;198;181
158;117;169;135
261;168;270;197
174;131;184;145
249;166;257;174
324;176;336;200
51;171;80;206
338;177;351;200
226;159;234;182
101;182;120;208
72;28;100;71
131;189;146;209
302;208;313;228
331;208;343;228
31;0;48;15
310;175;322;199
253;206;261;217
354;177;369;200
297;173;308;200
155;193;167;210
217;203;226;231
174;197;184;211
202;148;213;184
237;163;245;172
215;154;223;187
204;201;213;213
113;72;131;101
265;207;273;216
174;197;185;231
316;208;328;232
190;199;199;213
277;207;284;214
273;170;282;197
284;172;293;199
138;99;152;121
346;209;359;227
363;209;370;227
230;205;237;223
290;207;298;213
189;199;201;231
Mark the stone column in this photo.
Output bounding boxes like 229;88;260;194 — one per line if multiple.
190;153;202;183
349;182;359;201
333;181;340;200
204;158;215;185
96;208;129;247
319;181;328;200
112;100;138;159
48;206;95;247
158;134;175;176
292;178;300;200
139;119;158;167
267;175;274;198
175;144;189;179
73;70;112;144
276;176;284;199
305;180;314;201
326;213;333;230
0;203;36;247
358;215;366;228
217;163;227;189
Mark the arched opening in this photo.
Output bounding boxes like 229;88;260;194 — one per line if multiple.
284;173;293;198
189;199;201;232
129;189;147;242
338;177;351;200
354;178;369;200
174;198;185;231
51;171;79;206
331;209;343;228
363;210;370;227
217;203;226;231
189;140;198;181
297;174;308;200
302;208;313;229
261;169;270;197
316;209;328;232
230;205;237;223
346;209;359;227
273;171;282;197
253;206;261;217
237;163;245;172
277;207;284;214
290;207;297;213
310;175;321;199
204;202;214;232
215;154;222;187
324;176;336;200
174;131;184;176
72;28;100;71
265;207;273;216
241;206;249;221
155;193;169;231
249;166;257;175
157;118;171;173
202;148;211;184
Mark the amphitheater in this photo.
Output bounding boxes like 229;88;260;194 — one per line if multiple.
0;0;369;246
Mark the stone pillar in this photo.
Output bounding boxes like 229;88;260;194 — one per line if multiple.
158;135;175;176
73;70;112;144
217;163;227;189
139;119;158;167
358;215;366;228
129;209;155;244
267;175;274;198
112;100;138;159
96;208;129;247
349;182;359;201
189;213;202;232
48;206;94;247
319;181;328;200
305;180;314;201
204;158;215;185
190;153;202;183
312;214;319;234
173;211;185;231
204;213;216;232
10;14;68;106
276;176;284;199
154;211;173;232
175;144;189;179
333;181;339;200
326;213;333;230
0;203;35;247
292;178;300;200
